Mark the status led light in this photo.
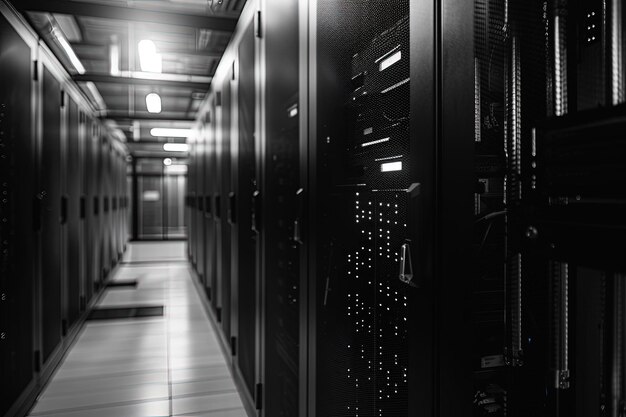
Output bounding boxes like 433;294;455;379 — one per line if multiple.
380;161;403;172
379;50;402;72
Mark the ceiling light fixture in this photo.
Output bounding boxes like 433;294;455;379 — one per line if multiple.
138;40;162;73
163;143;190;152
151;128;192;138
52;27;85;74
146;93;162;113
110;41;120;76
163;158;173;166
85;82;106;110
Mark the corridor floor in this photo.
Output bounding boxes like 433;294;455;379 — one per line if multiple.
27;242;247;417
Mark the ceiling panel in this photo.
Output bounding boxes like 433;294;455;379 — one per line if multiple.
19;0;242;156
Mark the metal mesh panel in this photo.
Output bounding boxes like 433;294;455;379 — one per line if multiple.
316;1;410;415
263;0;300;413
236;21;257;396
41;67;63;362
218;70;232;337
0;17;35;415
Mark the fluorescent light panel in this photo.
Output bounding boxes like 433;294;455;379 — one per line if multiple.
146;93;162;114
110;43;120;76
85;82;106;110
163;143;189;152
53;28;85;74
151;128;192;138
381;161;402;172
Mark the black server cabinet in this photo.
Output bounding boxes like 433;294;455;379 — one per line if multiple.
102;142;111;273
204;106;217;302
309;2;423;415
78;114;88;309
231;20;258;401
217;70;233;338
470;1;626;416
66;98;81;326
188;143;196;262
0;16;36;417
188;144;195;259
195;137;205;271
196;129;206;283
40;67;63;363
262;0;302;415
93;126;103;287
85;119;98;297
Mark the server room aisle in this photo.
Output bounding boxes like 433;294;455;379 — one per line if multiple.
26;242;247;417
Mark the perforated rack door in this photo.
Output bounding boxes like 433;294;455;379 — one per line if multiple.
41;67;63;363
0;17;36;416
262;0;301;414
314;1;411;415
233;20;257;398
216;70;232;338
66;98;81;327
205;102;217;300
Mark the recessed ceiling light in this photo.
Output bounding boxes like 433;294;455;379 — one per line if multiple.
163;158;173;166
146;93;162;113
138;40;162;73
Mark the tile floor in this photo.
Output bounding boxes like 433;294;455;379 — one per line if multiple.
27;242;247;417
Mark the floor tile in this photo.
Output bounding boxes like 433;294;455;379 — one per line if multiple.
27;242;248;417
172;392;244;416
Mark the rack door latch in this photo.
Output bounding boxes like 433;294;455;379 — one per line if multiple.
399;242;417;287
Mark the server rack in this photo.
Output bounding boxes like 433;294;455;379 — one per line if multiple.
216;69;233;339
66;97;81;327
0;4;129;415
40;66;63;363
204;105;217;303
305;1;431;416
196;125;207;285
231;19;259;406
260;0;302;415
179;0;626;416
0;12;37;416
470;1;626;416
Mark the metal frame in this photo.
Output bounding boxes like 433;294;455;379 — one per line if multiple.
16;0;237;32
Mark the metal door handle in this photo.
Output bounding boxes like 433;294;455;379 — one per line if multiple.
399;242;417;287
293;219;303;244
228;192;236;224
252;190;261;233
293;188;304;244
